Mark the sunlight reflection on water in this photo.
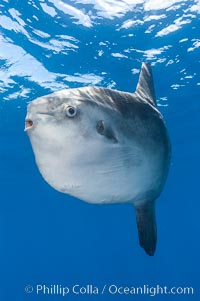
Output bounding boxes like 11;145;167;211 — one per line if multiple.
0;0;199;102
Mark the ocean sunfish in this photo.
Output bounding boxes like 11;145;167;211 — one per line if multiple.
25;63;171;256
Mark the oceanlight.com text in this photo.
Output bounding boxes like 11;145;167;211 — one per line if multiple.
24;283;194;297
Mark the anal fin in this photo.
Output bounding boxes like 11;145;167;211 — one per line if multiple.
135;201;157;256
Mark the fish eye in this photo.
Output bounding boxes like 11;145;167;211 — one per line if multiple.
65;105;77;118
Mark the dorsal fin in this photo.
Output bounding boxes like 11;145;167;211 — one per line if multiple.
135;63;156;107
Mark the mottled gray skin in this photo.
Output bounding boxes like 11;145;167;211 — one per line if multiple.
25;63;171;256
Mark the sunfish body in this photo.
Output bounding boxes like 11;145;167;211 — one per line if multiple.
25;63;171;256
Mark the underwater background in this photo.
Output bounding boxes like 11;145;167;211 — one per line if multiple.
0;0;200;300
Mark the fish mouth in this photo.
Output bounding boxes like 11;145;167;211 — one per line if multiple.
25;119;33;131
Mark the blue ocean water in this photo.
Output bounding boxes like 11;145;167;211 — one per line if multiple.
0;0;200;300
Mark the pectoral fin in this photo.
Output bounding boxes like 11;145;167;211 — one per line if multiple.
96;120;118;143
135;201;157;256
